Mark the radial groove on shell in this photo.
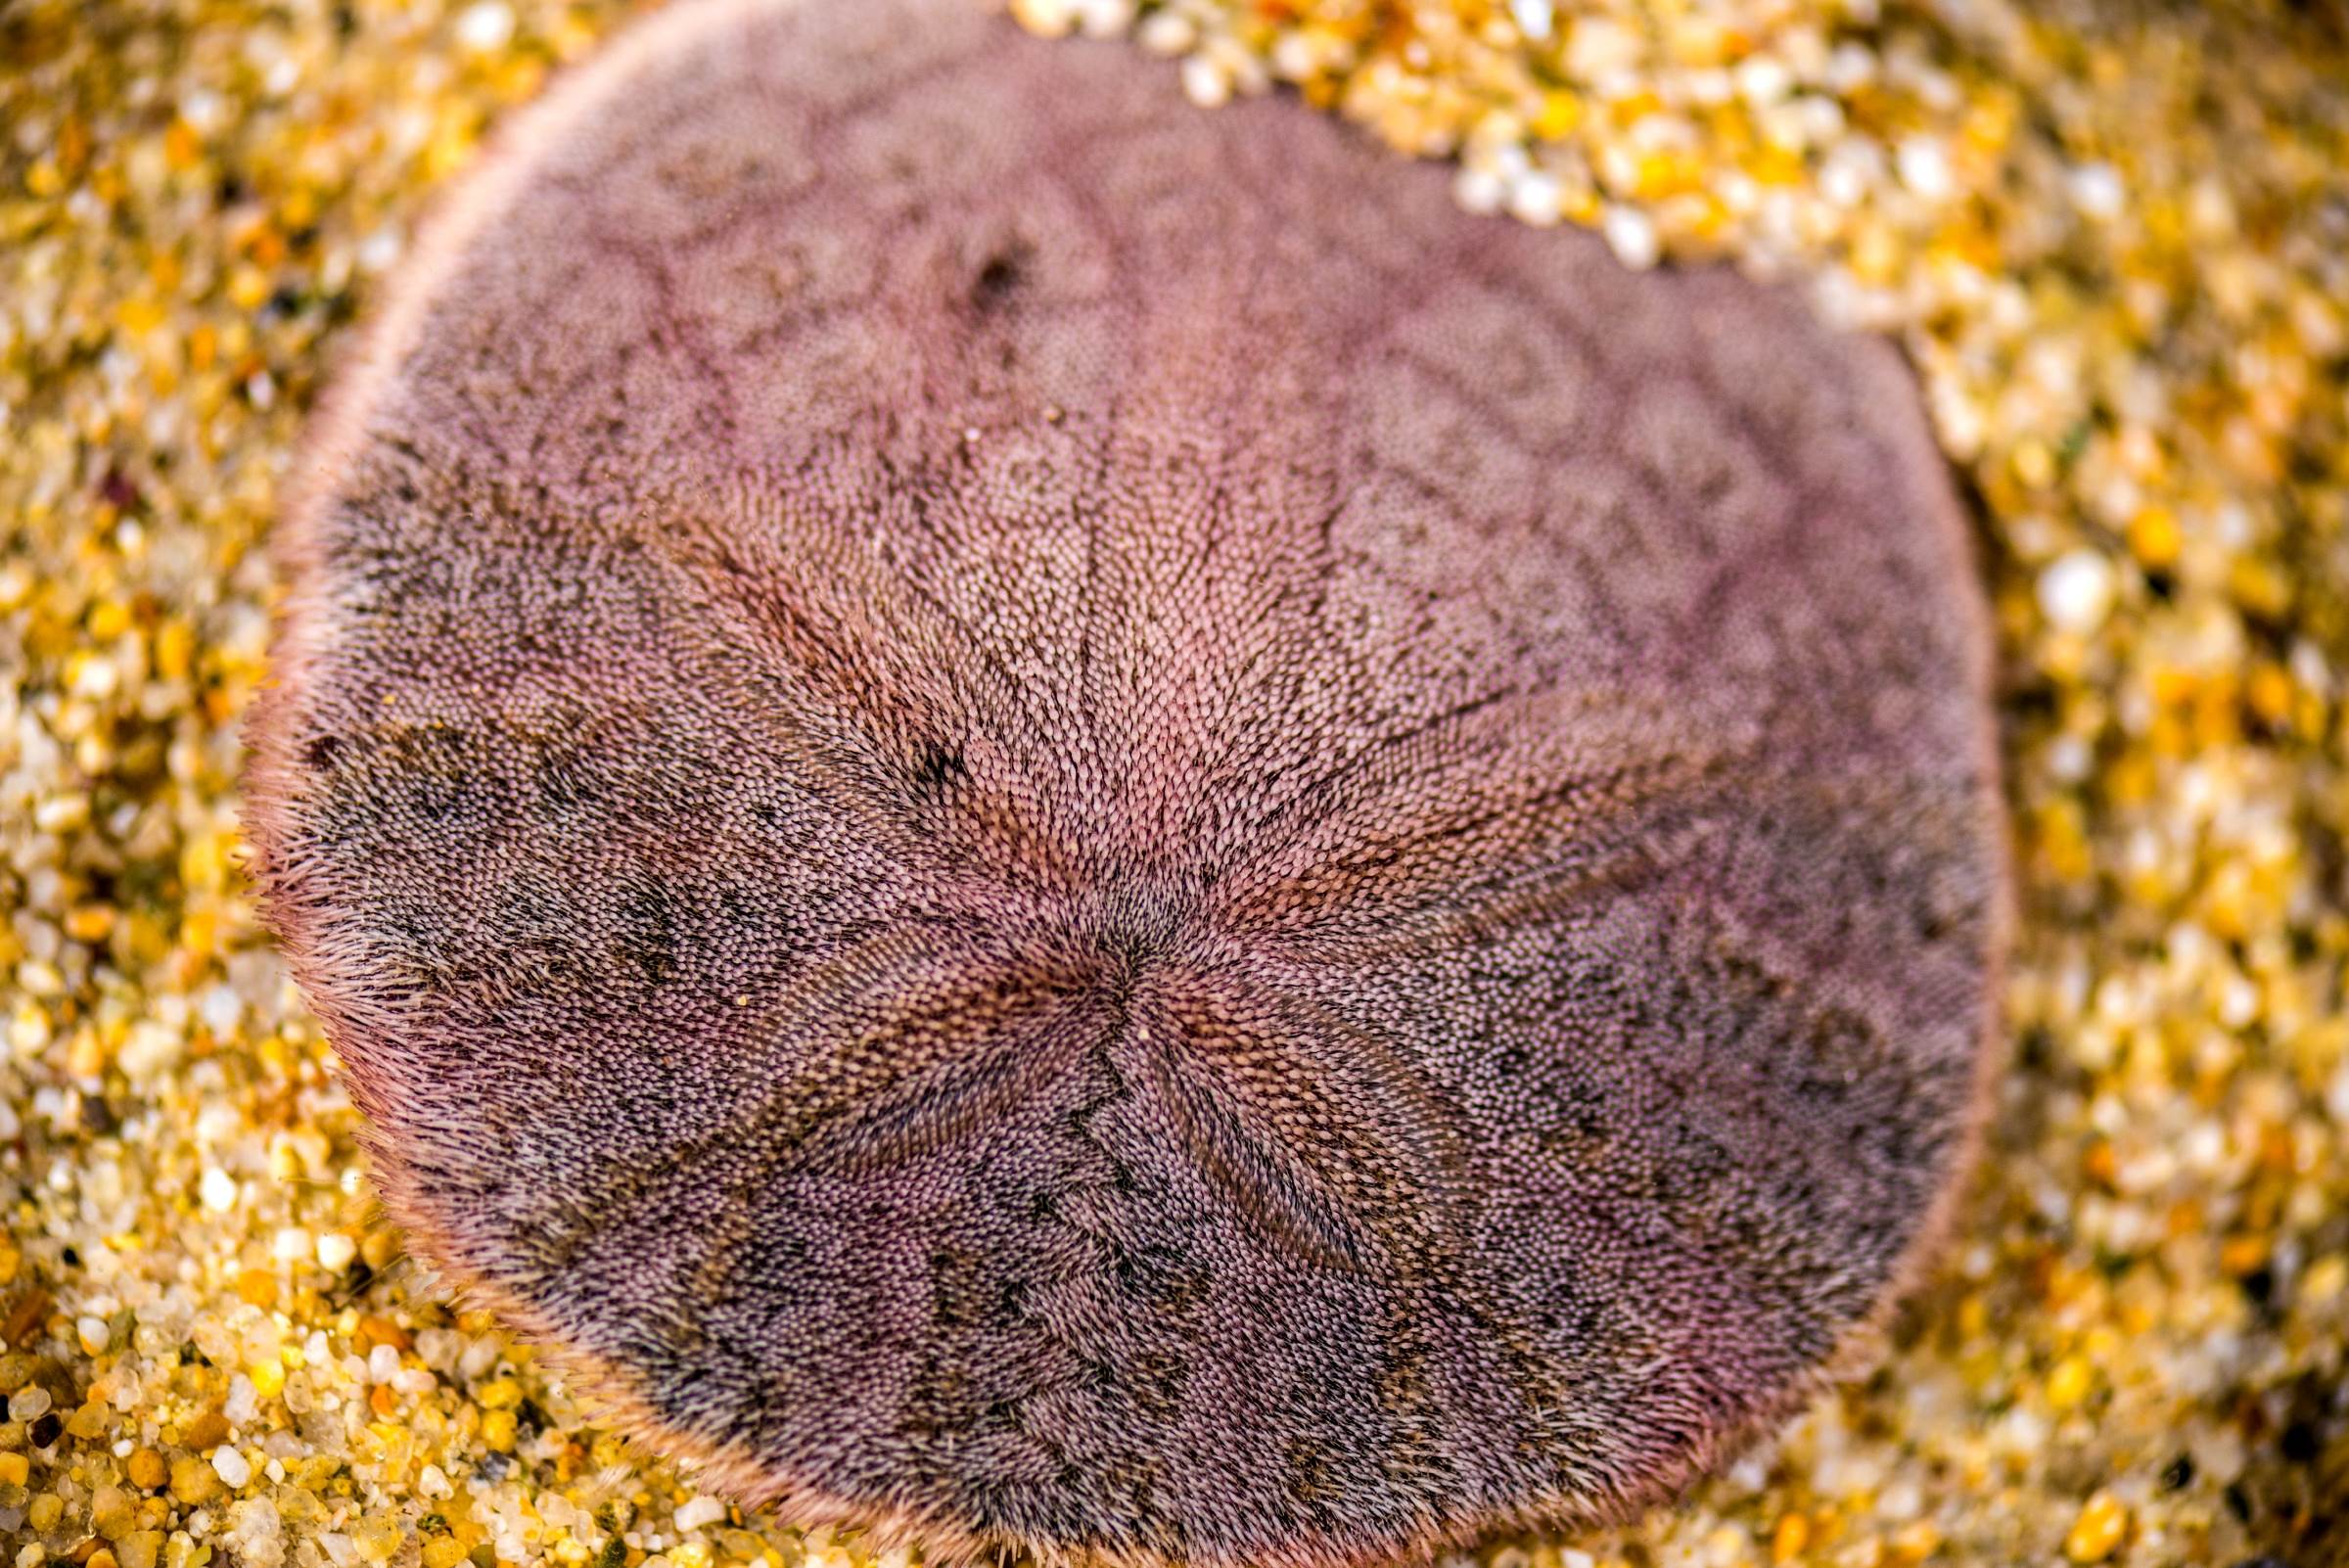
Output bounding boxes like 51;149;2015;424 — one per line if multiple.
242;0;2008;1563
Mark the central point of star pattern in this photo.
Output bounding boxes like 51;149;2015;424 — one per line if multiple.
721;761;1635;1280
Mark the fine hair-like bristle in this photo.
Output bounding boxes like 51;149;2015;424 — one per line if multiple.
240;1;2009;1565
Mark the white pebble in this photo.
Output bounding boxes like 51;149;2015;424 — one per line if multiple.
8;1386;52;1421
1010;0;1075;33
1823;41;1877;93
1135;10;1194;53
1600;206;1660;270
2070;161;2126;220
2038;548;2116;634
454;2;515;53
1564;17;1640;77
1452;164;1506;217
1507;170;1563;226
2191;1421;2248;1485
1510;0;1554;42
118;1021;182;1078
75;1315;110;1356
272;1225;312;1264
1734;56;1794;106
1895;135;1953;201
1179;55;1229;108
356;226;403;274
195;1099;243;1145
673;1497;731;1533
1818;137;1880;208
179;87;227;134
314;1231;358;1272
70;657;117;700
1073;0;1134;36
200;1166;239;1213
212;1446;253;1488
2046;733;2093;782
1686;67;1735;107
1269;30;1319;79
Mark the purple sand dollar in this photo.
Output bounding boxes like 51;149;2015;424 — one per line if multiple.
242;0;2010;1563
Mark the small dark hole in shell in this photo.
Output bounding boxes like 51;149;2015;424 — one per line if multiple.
970;242;1032;313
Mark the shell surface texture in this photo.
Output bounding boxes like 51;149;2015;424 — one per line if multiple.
243;0;2008;1563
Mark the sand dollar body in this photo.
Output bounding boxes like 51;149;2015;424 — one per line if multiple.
245;1;2006;1563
